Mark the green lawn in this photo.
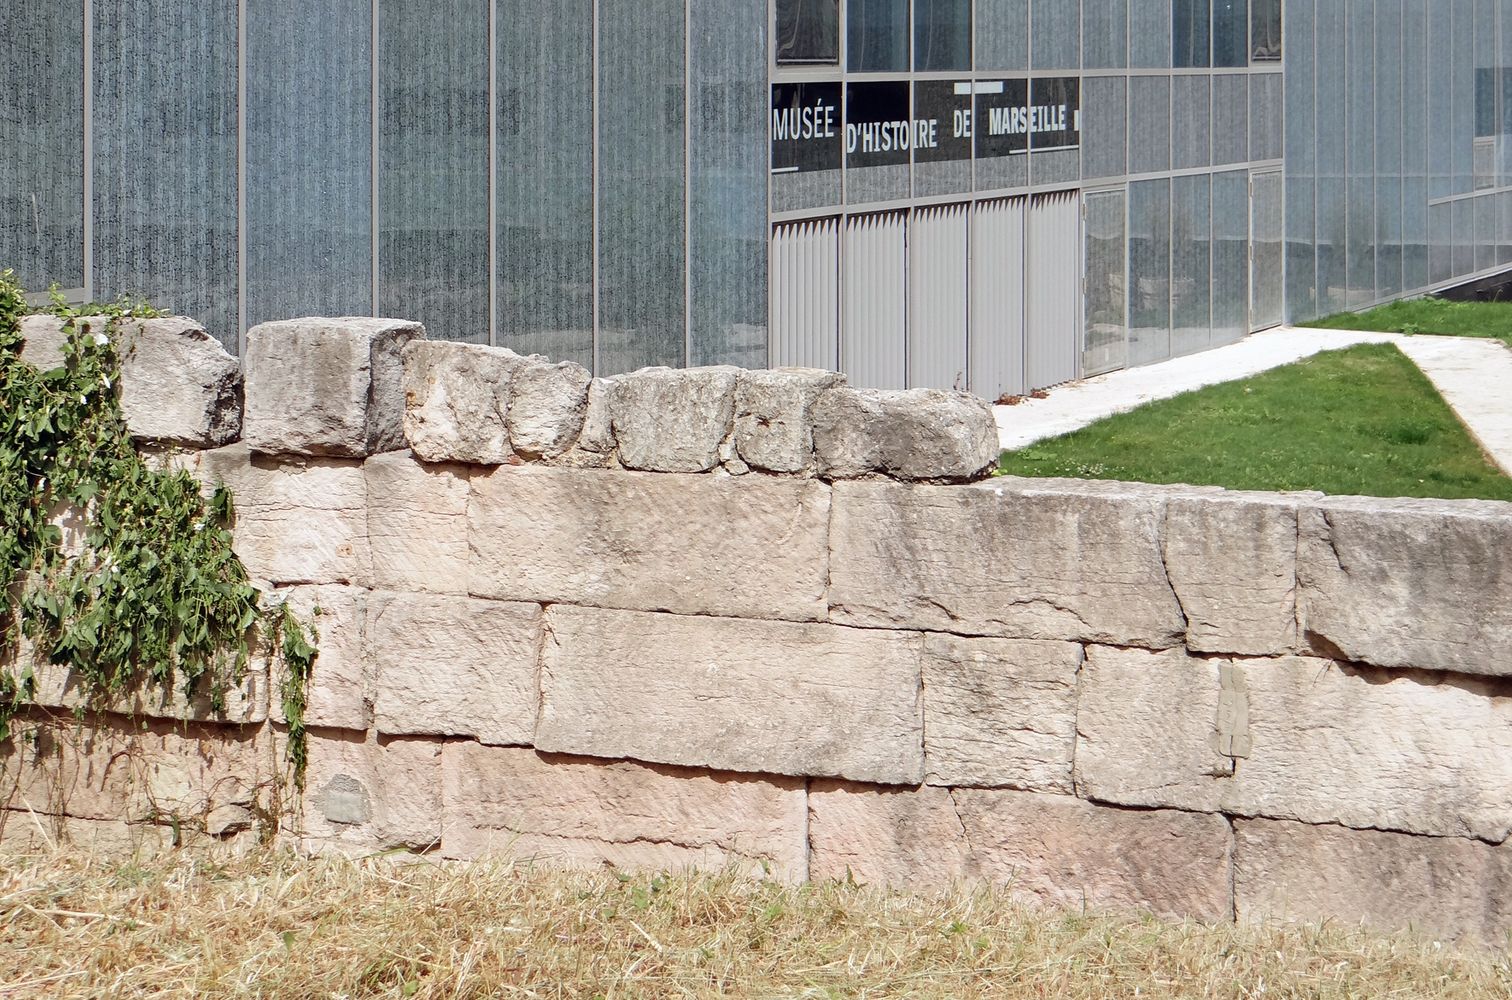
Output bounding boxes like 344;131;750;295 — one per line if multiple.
1303;296;1512;349
999;343;1512;500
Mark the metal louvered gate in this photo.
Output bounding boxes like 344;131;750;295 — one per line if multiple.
969;197;1028;399
908;204;970;391
841;212;908;390
769;218;840;370
1025;190;1083;390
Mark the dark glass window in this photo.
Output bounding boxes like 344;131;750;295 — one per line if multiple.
1251;0;1281;61
1212;0;1247;66
776;0;839;64
914;0;971;70
1174;0;1211;67
849;0;908;71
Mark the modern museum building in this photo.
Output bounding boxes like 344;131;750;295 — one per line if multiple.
1;1;1507;398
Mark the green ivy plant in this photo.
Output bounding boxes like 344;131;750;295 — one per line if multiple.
0;269;315;788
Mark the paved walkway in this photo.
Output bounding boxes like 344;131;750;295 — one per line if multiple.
994;326;1512;476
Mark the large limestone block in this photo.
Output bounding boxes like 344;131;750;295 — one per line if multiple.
508;360;592;459
609;366;739;473
369;593;540;746
1074;645;1235;813
365;451;470;594
536;607;925;785
276;585;370;732
922;635;1080;791
811;387;1000;481
1297;496;1512;676
402;340;537;465
1235;819;1512;946
244;318;423;457
21;315;243;446
441;744;808;878
296;732;443;853
1165;492;1310;655
0;813;180;857
734;368;845;474
23;655;268;726
468;466;829;621
808;783;1232;921
197;444;370;586
829;479;1187;647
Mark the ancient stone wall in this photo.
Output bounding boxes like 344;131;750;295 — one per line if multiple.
6;316;1512;945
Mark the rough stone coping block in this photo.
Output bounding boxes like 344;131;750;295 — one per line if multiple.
1076;647;1512;842
245;317;424;458
807;782;1233;922
829;478;1187;647
441;743;809;879
610;366;740;473
468;465;829;622
401;339;543;465
1298;494;1512;677
20;314;243;447
812;386;1000;482
535;606;925;785
197;444;371;587
369;592;541;746
735;368;845;474
296;730;443;854
0;712;275;830
922;635;1081;792
1235;819;1512;946
365;452;471;595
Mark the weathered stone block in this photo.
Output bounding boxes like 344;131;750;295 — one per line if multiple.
365;451;470;594
1236;819;1512;946
572;378;617;455
369;593;540;746
198;444;370;586
922;635;1080;791
808;783;1232;921
441;744;808;877
24;655;268;726
402;340;537;465
735;368;845;474
811;387;1000;481
244;318;423;457
536;606;924;785
829;479;1186;647
610;367;739;473
0;813;179;857
1297;496;1512;677
276;585;370;732
508;361;592;459
296;731;443;853
468;466;829;620
1165;492;1309;655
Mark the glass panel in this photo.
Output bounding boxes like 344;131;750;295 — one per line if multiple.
1212;74;1248;166
1454;197;1474;276
1250;71;1282;161
1402;0;1429;290
1345;0;1374;306
1211;171;1248;344
1287;177;1318;321
1252;171;1285;329
1128;179;1171;365
691;0;767;367
1082;0;1128;69
1129;0;1171;67
776;0;839;64
1318;178;1347;314
1129;75;1171;174
1171;174;1211;355
1453;0;1474;193
1030;0;1079;69
1251;0;1282;60
1430;200;1452;284
849;0;908;71
1082;76;1128;180
1212;0;1248;67
1428;0;1454;198
1172;74;1211;169
599;0;686;373
379;0;489;344
94;0;238;348
915;0;971;70
1315;0;1345;313
0;5;83;292
1376;178;1403;298
1375;0;1404;299
1283;0;1316;320
497;0;593;366
976;0;1028;70
1084;189;1127;374
1174;0;1212;67
247;0;372;330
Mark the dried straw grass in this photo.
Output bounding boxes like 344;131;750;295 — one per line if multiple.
2;844;1510;998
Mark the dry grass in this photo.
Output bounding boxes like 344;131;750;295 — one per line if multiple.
3;846;1510;999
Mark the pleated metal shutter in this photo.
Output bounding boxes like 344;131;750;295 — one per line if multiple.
907;204;970;391
968;197;1028;400
769;218;840;370
841;211;908;390
1025;190;1083;391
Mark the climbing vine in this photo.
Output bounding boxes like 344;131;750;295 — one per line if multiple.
0;269;314;786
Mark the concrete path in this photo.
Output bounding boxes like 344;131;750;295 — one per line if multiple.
1392;334;1512;475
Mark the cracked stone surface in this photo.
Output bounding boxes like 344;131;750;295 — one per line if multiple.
440;744;808;878
296;733;443;854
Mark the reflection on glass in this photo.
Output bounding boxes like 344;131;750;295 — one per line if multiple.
1252;0;1282;60
777;0;840;64
1084;191;1127;374
1128;179;1172;365
849;0;909;71
915;0;971;70
1174;0;1211;67
1213;0;1248;66
1171;174;1212;356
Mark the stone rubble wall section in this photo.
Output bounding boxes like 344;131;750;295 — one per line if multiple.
7;317;1512;946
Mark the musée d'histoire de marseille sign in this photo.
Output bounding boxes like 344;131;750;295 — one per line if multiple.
770;78;1081;174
